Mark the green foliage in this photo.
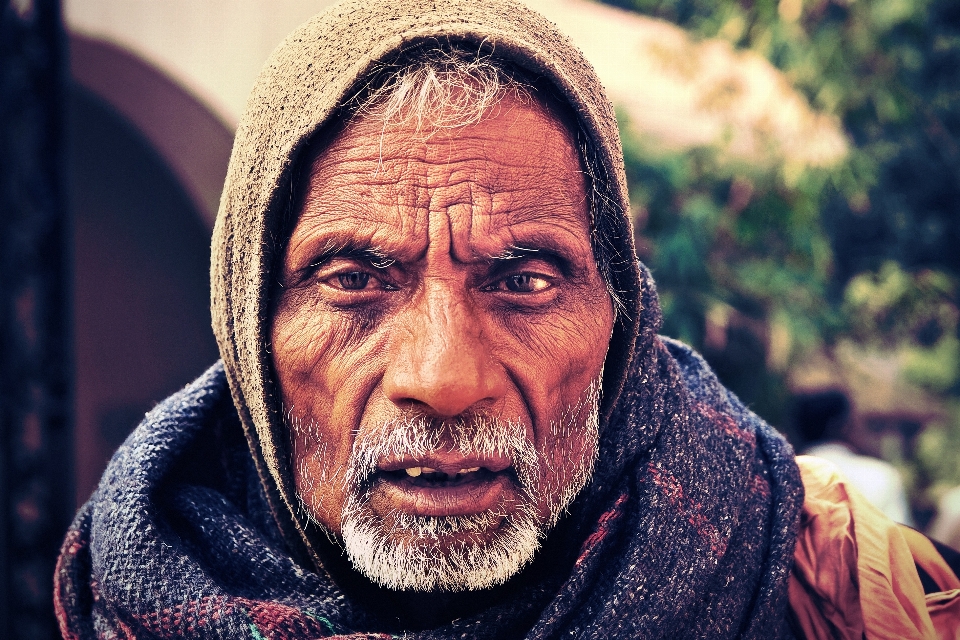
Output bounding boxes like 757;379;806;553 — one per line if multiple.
608;0;960;277
604;0;960;512
620;112;837;427
917;405;960;489
844;262;957;350
842;260;960;392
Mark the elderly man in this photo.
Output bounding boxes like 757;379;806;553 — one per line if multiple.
56;0;960;638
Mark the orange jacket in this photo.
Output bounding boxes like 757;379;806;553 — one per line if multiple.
790;455;960;639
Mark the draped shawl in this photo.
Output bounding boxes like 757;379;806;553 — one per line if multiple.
56;1;804;637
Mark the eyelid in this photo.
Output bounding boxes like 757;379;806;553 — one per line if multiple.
489;255;562;279
310;255;387;275
481;269;556;295
303;245;395;272
314;258;402;294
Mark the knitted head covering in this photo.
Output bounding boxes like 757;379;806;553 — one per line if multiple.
211;0;651;566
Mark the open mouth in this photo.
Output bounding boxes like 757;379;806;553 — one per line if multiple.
370;459;516;518
382;465;494;487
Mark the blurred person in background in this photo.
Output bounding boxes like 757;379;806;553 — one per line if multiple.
793;389;914;526
931;485;960;552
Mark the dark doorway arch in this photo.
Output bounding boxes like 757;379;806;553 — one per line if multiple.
68;35;230;505
69;32;234;229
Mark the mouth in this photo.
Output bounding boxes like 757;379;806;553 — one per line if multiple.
369;457;516;519
386;464;485;482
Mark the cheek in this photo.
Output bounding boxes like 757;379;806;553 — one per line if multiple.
274;295;352;385
501;288;610;508
271;292;385;413
524;385;601;521
271;293;387;532
289;418;351;531
499;286;613;426
509;306;610;369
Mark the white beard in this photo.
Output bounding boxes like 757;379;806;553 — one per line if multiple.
295;379;601;592
340;495;543;591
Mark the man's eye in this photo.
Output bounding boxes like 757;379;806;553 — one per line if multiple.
501;274;551;293
337;271;371;290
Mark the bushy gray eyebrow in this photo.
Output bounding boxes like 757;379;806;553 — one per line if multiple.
488;243;577;278
490;244;541;260
301;236;581;278
307;241;396;270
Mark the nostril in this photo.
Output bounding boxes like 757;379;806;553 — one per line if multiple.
383;361;506;418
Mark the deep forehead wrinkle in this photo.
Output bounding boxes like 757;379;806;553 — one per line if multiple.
317;131;580;197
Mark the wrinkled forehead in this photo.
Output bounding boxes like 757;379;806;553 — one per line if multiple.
285;93;593;268
281;67;588;253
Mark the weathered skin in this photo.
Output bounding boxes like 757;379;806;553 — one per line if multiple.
270;95;614;550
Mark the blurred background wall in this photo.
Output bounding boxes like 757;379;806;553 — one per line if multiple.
2;0;960;636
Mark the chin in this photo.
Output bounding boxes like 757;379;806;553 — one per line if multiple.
339;491;545;592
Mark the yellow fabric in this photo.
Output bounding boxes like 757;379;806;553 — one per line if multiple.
899;525;960;638
790;455;960;639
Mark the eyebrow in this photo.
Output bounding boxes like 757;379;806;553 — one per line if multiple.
305;240;396;270
490;245;542;261
487;242;579;276
297;231;587;275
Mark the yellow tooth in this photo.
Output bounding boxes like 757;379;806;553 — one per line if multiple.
460;467;480;474
421;467;436;474
405;467;422;477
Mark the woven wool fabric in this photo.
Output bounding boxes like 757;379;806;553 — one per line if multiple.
56;0;805;637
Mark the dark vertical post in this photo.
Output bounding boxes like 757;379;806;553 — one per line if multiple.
0;0;71;638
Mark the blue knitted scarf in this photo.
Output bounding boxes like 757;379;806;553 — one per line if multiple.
56;335;803;639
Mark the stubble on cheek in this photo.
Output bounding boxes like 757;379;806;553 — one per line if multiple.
540;376;602;523
271;292;380;534
287;411;349;530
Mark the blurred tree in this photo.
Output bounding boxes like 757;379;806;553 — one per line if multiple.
602;0;960;506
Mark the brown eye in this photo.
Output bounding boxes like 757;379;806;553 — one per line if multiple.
337;271;370;290
504;274;548;293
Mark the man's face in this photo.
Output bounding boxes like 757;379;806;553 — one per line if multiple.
271;95;614;591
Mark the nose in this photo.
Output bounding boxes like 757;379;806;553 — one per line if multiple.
383;280;505;417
